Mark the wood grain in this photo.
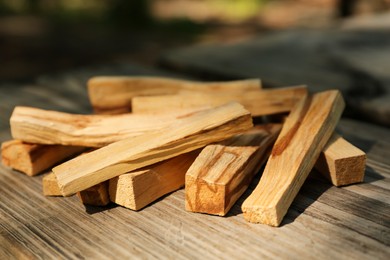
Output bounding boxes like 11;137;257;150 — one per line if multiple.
109;150;200;210
315;134;366;186
185;124;281;216
242;90;345;226
53;102;253;196
10;106;189;147
131;85;307;116
88;76;261;114
1;140;84;176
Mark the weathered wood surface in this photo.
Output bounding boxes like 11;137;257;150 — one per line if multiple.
161;28;390;126
0;63;389;258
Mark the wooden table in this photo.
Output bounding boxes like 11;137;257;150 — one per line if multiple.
1;62;389;259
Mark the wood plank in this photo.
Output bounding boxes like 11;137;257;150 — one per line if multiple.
132;85;307;116
109;150;200;210
42;172;61;196
185;124;281;216
88;76;261;114
77;182;110;206
10;106;190;147
315;134;366;186
242;90;345;226
1;120;389;259
53;102;253;196
1;140;84;176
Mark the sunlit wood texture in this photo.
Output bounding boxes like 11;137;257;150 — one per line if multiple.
109;150;200;210
53;102;253;196
88;76;261;114
242;90;345;226
10;106;192;147
185;124;281;216
1;140;84;176
131;85;307;116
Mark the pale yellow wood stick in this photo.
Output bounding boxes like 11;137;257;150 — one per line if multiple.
109;150;200;210
185;124;281;216
10;106;194;147
53;102;253;196
242;90;345;226
88;76;261;114
132;85;307;116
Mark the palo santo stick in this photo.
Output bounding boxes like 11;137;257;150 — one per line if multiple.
10;106;191;147
315;134;366;186
53;102;253;196
77;182;110;206
88;76;261;114
41;149;97;197
132;85;307;116
242;90;345;226
1;140;84;176
109;150;200;210
185;124;281;216
42;172;62;196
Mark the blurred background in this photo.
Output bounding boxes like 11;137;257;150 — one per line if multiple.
1;0;390;82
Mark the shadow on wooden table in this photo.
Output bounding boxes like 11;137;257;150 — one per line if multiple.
84;203;118;215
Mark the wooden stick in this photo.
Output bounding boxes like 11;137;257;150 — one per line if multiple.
88;76;261;114
315;134;366;186
53;102;253;196
10;106;192;147
109;150;200;210
242;90;345;226
77;182;110;206
185;124;281;216
42;172;62;196
132;85;307;116
1;140;84;176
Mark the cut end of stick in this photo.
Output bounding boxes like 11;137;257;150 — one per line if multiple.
333;154;366;186
315;134;366;186
185;177;227;216
42;172;62;196
1;140;34;176
241;204;281;227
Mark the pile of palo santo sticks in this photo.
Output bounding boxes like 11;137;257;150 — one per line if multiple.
1;76;366;226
